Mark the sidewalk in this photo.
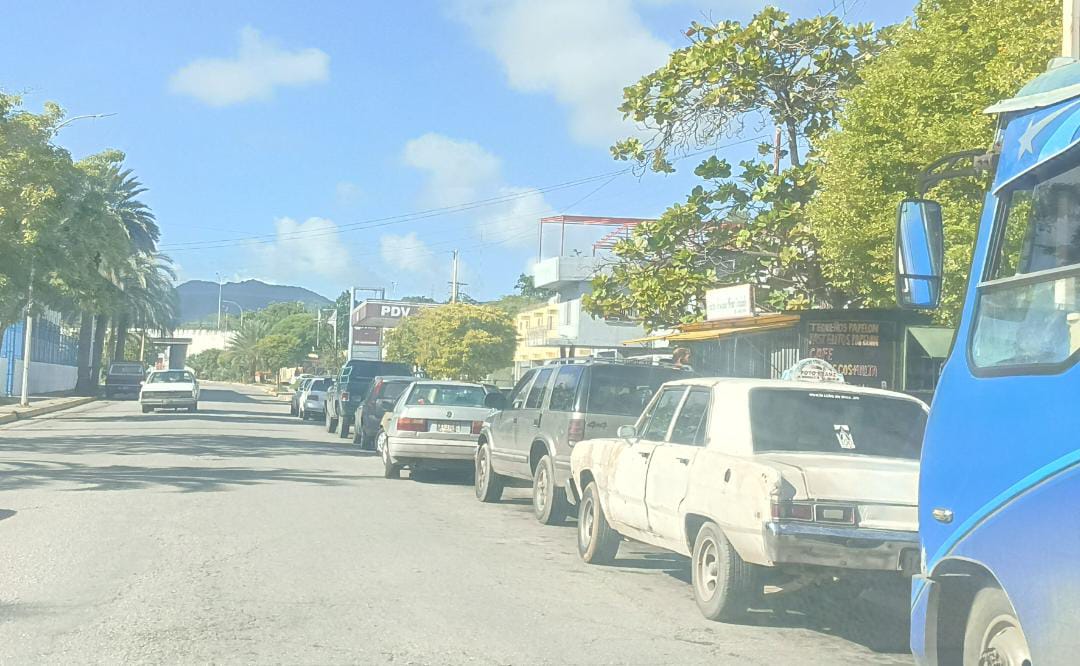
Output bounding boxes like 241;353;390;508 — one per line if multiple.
0;394;97;425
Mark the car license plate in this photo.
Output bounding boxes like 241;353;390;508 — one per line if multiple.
432;421;467;434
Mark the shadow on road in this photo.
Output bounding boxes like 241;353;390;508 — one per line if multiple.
0;509;15;522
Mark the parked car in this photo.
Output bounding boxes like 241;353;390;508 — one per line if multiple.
103;361;146;399
377;381;493;479
140;369;200;413
351;376;415;449
324;359;414;439
290;377;315;416
299;377;333;421
475;359;693;524
568;377;928;622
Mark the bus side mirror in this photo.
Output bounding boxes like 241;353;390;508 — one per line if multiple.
896;198;944;309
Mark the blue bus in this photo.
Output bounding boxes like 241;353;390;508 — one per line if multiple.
897;59;1080;664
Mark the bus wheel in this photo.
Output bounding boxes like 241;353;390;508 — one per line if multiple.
962;586;1031;666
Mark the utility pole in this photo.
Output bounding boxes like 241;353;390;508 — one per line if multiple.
216;272;223;329
19;265;34;407
1066;0;1080;58
451;251;459;303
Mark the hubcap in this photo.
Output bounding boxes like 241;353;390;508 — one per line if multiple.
535;465;549;514
477;448;488;490
980;614;1031;666
579;496;594;548
696;537;720;601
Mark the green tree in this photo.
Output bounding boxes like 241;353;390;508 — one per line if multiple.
385;304;516;381
255;333;301;373
270;313;317;354
587;8;883;327
227;319;271;380
188;348;227;380
808;0;1059;319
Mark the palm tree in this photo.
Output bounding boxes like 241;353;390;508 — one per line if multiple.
227;320;271;381
110;253;179;362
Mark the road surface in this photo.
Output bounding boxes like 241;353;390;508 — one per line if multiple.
0;383;913;664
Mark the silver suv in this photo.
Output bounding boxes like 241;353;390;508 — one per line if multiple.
475;359;692;524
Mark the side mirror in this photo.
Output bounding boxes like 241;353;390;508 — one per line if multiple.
896;198;944;309
617;424;637;440
376;398;395;412
484;392;507;410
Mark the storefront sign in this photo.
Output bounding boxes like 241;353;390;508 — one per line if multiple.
351;326;381;346
352;300;428;328
802;318;896;388
705;284;754;321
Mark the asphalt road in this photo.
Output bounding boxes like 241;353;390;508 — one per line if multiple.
0;382;913;664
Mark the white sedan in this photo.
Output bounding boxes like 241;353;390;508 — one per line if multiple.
376;381;494;479
568;377;928;622
140;369;200;413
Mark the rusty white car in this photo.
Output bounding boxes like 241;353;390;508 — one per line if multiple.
376;381;492;479
567;376;928;622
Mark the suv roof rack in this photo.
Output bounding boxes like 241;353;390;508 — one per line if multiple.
541;357;694;371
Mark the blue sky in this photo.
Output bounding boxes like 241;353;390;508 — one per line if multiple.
2;0;915;301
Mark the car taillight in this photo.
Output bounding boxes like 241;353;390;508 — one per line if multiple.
770;501;814;522
815;504;856;525
568;417;585;444
471;421;483;435
397;417;427;432
341;391;350;402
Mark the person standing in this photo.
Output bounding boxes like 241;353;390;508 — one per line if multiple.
672;347;693;370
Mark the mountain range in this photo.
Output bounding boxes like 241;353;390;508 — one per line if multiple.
177;279;332;324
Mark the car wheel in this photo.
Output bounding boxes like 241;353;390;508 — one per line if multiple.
188;404;198;413
691;521;759;622
962;586;1031;666
474;440;504;503
299;407;306;420
141;405;152;414
325;408;338;433
378;431;399;479
578;481;620;564
352;414;364;445
290;403;297;416
338;416;351;439
532;453;568;525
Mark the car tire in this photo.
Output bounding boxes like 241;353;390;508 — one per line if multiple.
338;416;351;439
474;440;504;503
188;405;198;413
141;405;152;414
325;408;338;433
290;403;297;416
578;481;620;564
378;431;400;479
962;586;1031;666
352;412;365;445
532;453;568;525
691;521;759;622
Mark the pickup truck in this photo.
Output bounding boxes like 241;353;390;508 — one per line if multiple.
103;362;146;399
324;359;414;439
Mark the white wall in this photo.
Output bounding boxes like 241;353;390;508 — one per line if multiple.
0;359;78;396
172;329;230;356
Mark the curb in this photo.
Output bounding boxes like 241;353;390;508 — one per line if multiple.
0;396;96;425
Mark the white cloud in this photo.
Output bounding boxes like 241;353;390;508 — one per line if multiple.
335;181;362;205
169;27;329;106
401;132;553;247
254;216;349;284
449;0;671;145
380;232;438;275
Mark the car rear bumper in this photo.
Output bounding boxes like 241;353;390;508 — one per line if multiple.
105;384;141;393
141;397;197;408
763;521;919;573
388;437;477;463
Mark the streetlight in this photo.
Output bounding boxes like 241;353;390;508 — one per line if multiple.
221;300;244;329
52;112;117;132
216;272;223;329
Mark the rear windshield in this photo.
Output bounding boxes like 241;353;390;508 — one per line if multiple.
148;371;195;384
345;361;412;377
109;363;143;375
379;381;412;402
749;388;926;459
585;364;690;417
310;379;331;391
406;384;487;407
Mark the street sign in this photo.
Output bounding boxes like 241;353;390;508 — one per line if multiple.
705;284;754;321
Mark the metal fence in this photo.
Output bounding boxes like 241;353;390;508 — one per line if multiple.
1;317;80;366
690;327;801;379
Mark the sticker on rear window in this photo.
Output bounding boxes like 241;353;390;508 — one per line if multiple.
833;424;855;449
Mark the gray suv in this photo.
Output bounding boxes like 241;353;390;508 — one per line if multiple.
475;359;692;524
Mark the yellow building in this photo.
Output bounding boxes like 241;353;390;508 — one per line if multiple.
512;303;588;378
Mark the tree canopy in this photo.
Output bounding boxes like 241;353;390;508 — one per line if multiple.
384;304;516;381
808;0;1059;319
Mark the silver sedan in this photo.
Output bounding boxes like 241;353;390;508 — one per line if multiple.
376;381;496;479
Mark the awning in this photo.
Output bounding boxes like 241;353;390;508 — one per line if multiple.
907;326;954;359
624;313;800;345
